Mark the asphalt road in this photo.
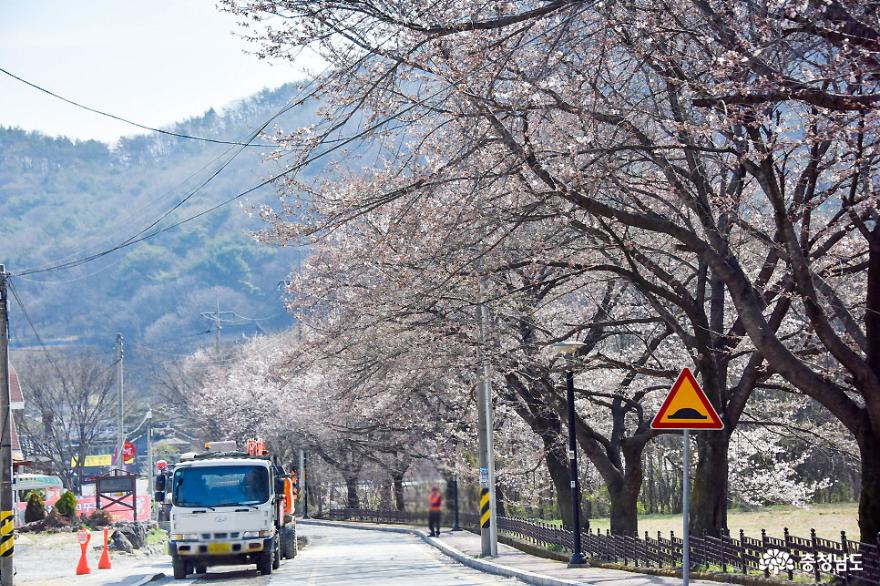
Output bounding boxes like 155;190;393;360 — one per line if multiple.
161;523;517;585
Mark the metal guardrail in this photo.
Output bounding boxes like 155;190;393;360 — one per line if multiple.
322;508;879;584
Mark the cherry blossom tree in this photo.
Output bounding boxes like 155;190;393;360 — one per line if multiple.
223;0;877;537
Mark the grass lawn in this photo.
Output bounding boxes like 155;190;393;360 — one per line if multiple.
586;503;859;540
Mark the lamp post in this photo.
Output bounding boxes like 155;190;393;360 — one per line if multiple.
550;341;588;567
451;475;462;531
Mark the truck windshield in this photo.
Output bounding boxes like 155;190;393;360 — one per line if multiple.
172;465;270;508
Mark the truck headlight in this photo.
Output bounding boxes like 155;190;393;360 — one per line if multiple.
242;530;271;538
172;533;200;541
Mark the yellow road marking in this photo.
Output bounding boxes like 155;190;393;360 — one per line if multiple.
305;535;329;586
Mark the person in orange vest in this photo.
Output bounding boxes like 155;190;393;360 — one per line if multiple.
428;486;443;537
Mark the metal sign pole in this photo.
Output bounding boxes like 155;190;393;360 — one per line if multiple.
650;368;722;586
682;429;689;586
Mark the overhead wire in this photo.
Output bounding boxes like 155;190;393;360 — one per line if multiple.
7;279;66;378
16;142;248;280
12;7;503;279
14;87;450;277
6;280;121;399
136;330;213;347
12;56;340;279
16;120;266;276
11;136;255;283
3;52;335;278
0;65;277;147
130;342;242;361
10;17;445;278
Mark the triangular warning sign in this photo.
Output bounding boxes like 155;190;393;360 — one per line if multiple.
651;368;723;430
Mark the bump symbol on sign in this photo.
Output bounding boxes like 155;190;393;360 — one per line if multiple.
651;368;723;430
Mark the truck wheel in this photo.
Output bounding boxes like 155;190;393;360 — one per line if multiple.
272;543;281;570
258;549;273;575
172;556;187;580
195;564;207;574
282;525;297;559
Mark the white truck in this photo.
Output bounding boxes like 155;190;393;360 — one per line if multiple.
155;440;298;579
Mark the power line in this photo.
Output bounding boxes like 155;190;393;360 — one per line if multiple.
216;313;279;323
14;120;275;281
6;279;108;380
14;92;308;277
7;279;63;377
0;65;277;147
12;63;338;278
14;94;430;277
137;330;213;347
12;44;468;278
5;280;124;384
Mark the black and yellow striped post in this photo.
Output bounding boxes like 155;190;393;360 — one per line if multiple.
0;511;13;558
480;488;491;529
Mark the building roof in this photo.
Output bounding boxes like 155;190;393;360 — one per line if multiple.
8;362;25;460
10;418;22;461
9;362;24;410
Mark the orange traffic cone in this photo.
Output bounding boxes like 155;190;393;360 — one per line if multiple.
98;527;112;569
76;529;91;575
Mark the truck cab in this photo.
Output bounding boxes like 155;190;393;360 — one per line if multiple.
159;441;297;579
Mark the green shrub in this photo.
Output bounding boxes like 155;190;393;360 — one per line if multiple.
24;492;46;523
55;490;77;519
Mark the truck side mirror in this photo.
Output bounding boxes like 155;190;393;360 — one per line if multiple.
155;474;166;491
275;477;286;495
154;491;165;503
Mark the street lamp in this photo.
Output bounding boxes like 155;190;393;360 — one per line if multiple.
550;341;589;567
450;475;462;531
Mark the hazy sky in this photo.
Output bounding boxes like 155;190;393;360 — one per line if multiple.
0;2;321;143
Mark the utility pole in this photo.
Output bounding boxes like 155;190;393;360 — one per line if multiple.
214;299;220;354
0;266;14;585
682;429;690;586
476;274;498;557
115;333;125;471
146;408;153;518
451;475;462;531
201;302;238;355
298;449;305;516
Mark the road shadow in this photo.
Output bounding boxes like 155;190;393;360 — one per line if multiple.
192;567;268;583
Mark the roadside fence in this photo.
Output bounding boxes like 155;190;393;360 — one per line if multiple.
322;508;880;584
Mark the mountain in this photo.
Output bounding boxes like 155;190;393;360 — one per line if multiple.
0;83;317;358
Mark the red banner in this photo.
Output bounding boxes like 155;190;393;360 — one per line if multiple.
18;490;151;522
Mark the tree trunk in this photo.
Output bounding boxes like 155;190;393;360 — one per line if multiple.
860;233;880;542
608;484;639;535
546;444;579;530
858;431;880;542
392;471;405;511
315;477;323;517
495;483;506;517
379;479;392;509
691;431;729;537
344;475;360;509
607;445;644;535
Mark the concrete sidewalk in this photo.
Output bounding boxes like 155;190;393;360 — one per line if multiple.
14;530;166;586
438;528;723;586
301;518;727;586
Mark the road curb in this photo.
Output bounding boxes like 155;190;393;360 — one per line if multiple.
299;519;586;586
